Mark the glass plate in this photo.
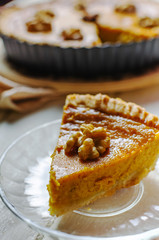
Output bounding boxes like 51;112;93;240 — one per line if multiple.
1;120;159;240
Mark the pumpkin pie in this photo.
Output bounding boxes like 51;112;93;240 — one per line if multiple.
47;94;159;216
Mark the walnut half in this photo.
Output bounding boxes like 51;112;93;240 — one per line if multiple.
114;4;136;14
138;17;159;28
65;132;82;154
65;124;110;161
26;18;52;33
26;10;54;33
78;138;99;161
61;28;83;41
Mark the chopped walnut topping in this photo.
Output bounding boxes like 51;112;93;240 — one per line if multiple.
26;18;52;33
65;132;82;154
115;4;136;14
91;127;107;139
35;10;55;21
82;13;98;22
77;135;87;147
96;139;110;154
80;123;94;137
61;28;83;41
26;10;54;33
78;138;99;161
139;17;159;28
65;123;110;161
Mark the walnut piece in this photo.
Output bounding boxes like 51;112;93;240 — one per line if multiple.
139;17;159;28
92;127;107;139
61;28;83;41
65;132;82;154
115;4;136;14
80;123;94;137
26;10;54;33
82;13;98;22
96;139;110;154
26;18;52;33
78;138;99;161
65;123;110;161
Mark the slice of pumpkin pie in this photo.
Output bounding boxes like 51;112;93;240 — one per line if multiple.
47;94;159;216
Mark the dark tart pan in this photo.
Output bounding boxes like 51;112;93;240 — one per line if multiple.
1;34;159;77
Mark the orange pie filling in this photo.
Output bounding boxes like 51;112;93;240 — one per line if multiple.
48;102;159;216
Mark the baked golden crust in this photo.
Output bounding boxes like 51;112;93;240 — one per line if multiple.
66;94;159;129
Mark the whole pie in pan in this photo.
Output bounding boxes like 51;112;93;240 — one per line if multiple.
1;0;159;75
47;94;159;216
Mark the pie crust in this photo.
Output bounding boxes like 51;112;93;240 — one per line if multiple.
66;94;159;128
